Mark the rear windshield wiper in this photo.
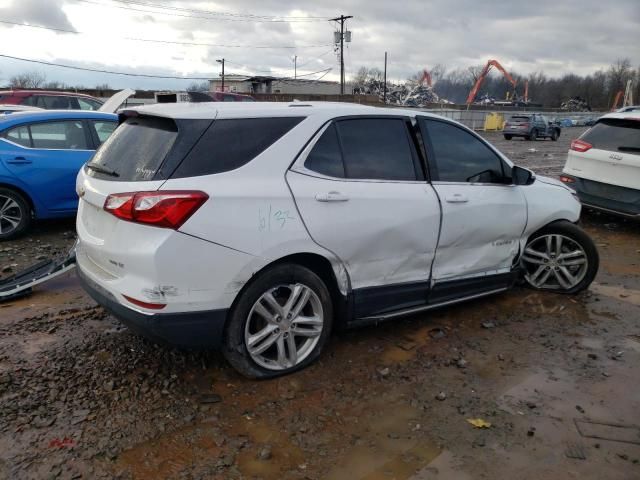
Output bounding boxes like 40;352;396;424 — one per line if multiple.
618;146;640;153
85;162;119;177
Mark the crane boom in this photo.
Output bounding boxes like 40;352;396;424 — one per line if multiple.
466;59;517;106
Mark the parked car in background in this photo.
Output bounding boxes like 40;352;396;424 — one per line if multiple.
209;91;255;102
0;90;104;110
155;91;255;104
76;102;598;379
503;113;561;141
561;111;640;218
0;110;117;239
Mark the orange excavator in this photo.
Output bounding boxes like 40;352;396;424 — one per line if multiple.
418;69;432;87
466;59;528;106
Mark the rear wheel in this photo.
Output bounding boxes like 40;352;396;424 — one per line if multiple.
223;263;333;378
504;134;512;140
521;221;598;294
530;129;538;140
551;129;559;141
0;188;31;241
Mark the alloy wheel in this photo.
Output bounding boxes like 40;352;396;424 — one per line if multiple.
245;283;324;370
0;194;23;236
521;234;588;290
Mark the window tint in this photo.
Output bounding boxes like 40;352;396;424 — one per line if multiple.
40;96;73;109
21;96;37;107
30;121;89;149
4;125;31;147
581;119;640;152
88;116;178;181
91;121;116;145
304;124;344;178
335;118;417;181
171;117;304;178
423;119;505;183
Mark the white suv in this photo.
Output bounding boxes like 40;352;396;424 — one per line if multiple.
561;111;640;218
76;102;598;378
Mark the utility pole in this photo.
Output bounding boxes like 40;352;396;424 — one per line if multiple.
383;51;388;104
330;15;353;94
294;55;297;79
216;58;225;92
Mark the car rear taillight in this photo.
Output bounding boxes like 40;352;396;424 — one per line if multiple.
570;139;592;152
104;191;208;229
559;175;575;184
122;294;166;310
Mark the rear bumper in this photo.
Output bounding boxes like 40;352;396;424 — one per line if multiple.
562;175;640;217
78;265;228;348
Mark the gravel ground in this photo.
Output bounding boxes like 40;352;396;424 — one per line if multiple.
1;127;639;480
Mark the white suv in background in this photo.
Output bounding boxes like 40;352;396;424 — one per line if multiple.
561;111;640;218
76;102;598;378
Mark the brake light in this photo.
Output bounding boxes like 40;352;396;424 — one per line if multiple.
559;175;575;183
104;191;208;229
570;139;592;152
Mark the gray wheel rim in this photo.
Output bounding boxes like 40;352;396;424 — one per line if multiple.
245;283;324;371
521;234;588;290
0;194;23;235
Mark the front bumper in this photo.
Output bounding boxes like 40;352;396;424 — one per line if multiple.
561;175;640;218
78;266;228;348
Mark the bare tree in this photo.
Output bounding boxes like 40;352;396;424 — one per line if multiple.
9;71;47;88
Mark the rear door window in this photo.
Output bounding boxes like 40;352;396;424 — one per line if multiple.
334;118;418;181
304;124;345;178
78;98;102;110
40;96;73;109
3;125;31;147
30;121;89;150
90;120;117;145
581;119;640;152
88;116;178;181
171;117;304;178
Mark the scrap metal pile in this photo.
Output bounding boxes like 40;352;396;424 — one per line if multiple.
354;79;451;107
561;96;592;111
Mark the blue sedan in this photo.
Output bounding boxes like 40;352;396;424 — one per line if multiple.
0;110;117;239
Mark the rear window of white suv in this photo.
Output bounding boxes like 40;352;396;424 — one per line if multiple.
580;118;640;152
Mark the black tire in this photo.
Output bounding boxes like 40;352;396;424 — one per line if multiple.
504;134;512;140
551;129;559;141
530;129;538;140
525;133;532;141
222;263;334;379
521;221;599;294
0;187;31;241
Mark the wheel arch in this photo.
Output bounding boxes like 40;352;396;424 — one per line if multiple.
227;252;351;331
0;182;36;215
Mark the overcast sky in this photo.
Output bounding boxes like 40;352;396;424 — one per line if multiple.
0;0;637;90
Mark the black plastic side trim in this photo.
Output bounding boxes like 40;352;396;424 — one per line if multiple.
353;281;429;318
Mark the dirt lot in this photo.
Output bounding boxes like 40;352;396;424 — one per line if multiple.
1;127;639;480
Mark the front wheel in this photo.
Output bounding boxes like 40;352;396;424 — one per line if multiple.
504;134;512;140
551;130;559;141
223;263;333;378
521;221;599;294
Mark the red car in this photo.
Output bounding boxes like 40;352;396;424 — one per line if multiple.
0;90;104;110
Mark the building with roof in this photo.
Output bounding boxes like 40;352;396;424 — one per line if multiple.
209;75;349;96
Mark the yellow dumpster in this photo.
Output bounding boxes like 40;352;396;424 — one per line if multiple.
484;112;505;131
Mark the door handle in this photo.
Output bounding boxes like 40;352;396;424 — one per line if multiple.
445;193;469;203
315;191;349;202
6;157;32;165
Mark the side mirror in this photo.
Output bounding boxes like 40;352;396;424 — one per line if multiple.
512;165;535;186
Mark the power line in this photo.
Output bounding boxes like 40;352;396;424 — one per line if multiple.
75;0;328;23
0;53;333;82
0;53;214;80
106;0;330;20
0;20;332;49
224;50;334;75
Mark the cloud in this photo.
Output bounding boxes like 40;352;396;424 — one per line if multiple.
1;0;74;31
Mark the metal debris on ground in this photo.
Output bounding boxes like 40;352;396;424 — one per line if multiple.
561;97;592;111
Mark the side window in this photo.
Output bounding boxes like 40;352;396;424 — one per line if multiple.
78;98;102;110
42;96;72;109
422;119;505;183
21;96;37;107
30;121;89;150
223;95;236;102
91;121;117;145
3;125;31;147
304;124;345;178
335;118;417;181
171;117;304;178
